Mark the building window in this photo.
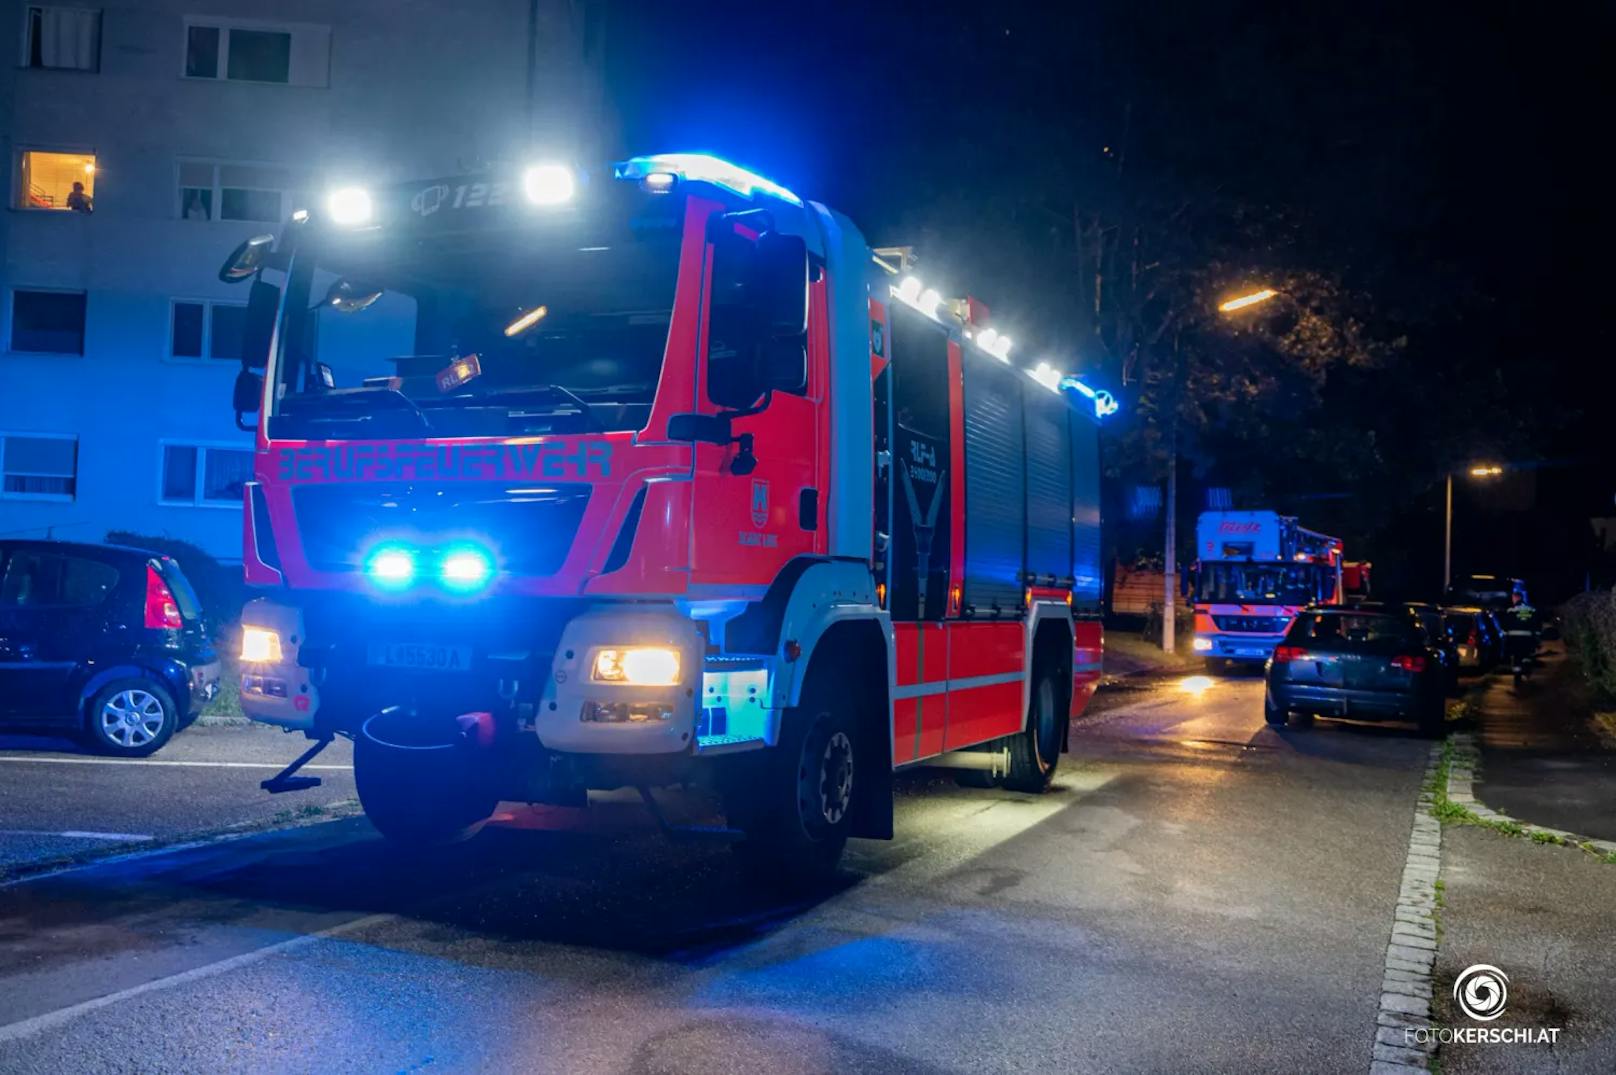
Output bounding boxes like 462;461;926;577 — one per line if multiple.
22;6;100;72
159;443;252;507
178;160;296;222
0;432;77;500
10;289;86;354
17;149;96;211
171;300;246;360
182;20;328;87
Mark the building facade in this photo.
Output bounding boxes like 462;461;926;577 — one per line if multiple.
0;1;606;559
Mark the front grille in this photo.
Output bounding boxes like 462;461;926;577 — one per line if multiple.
1212;614;1287;634
292;482;589;575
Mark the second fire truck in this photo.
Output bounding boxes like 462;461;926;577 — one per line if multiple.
1190;510;1343;666
220;153;1109;881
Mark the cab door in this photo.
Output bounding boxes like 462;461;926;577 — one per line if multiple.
688;215;823;588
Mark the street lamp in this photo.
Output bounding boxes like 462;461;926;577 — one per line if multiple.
1218;288;1278;313
1445;463;1504;591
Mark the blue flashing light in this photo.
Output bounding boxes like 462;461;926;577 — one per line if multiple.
613;153;803;206
365;546;417;589
1059;376;1120;419
439;546;495;593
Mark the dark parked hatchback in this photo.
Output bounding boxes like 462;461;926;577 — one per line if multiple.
1264;609;1446;735
0;540;219;755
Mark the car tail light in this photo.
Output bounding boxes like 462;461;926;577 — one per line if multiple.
144;565;183;629
1466;629;1479;646
1272;645;1306;662
1391;654;1426;673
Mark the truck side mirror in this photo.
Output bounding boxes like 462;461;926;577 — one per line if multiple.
242;279;281;370
219;234;276;283
232;367;263;432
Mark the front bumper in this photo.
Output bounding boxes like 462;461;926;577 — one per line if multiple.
1199;634;1286;661
237;597;710;755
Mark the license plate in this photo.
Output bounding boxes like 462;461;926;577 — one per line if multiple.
366;642;473;671
1237;648;1266;658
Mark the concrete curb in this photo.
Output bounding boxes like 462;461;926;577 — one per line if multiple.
1445;732;1616;857
1369;742;1444;1073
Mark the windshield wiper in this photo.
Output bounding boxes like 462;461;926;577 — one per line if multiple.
429;384;606;432
281;386;433;432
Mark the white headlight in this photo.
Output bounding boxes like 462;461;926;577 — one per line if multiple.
326;186;373;226
523;163;575;205
592;646;681;686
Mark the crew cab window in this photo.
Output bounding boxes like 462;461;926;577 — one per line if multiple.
0;551;118;608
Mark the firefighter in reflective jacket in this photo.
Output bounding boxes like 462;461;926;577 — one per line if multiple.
1500;591;1540;673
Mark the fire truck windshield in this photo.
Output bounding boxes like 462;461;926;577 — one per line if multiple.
1195;562;1330;606
268;225;681;439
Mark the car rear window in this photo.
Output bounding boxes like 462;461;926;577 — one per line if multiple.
1286;612;1420;646
155;558;203;621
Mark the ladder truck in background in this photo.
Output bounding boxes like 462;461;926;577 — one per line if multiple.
1189;510;1343;668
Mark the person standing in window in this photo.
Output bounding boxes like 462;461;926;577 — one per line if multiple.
66;181;93;214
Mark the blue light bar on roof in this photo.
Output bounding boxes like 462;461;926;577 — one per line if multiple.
613;153;803;206
1059;375;1120;418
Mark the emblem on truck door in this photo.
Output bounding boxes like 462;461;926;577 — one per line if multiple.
751;479;770;529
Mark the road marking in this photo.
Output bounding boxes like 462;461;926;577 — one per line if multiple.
1368;743;1444;1072
0;756;351;771
0;830;153;842
0;912;395;1045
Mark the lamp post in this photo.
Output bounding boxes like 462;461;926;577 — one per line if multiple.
1444;464;1504;591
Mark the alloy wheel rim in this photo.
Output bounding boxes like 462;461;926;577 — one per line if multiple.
101;689;165;748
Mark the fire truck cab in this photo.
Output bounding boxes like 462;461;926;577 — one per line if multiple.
221;154;1106;881
1189;510;1342;666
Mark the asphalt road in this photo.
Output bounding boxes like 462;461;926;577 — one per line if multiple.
0;723;356;874
0;673;1471;1073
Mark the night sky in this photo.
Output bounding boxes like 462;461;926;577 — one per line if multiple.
607;1;1612;597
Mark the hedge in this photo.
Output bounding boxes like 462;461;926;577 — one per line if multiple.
1561;588;1616;701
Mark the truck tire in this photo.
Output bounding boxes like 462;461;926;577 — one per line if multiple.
354;716;497;847
730;673;858;888
1002;666;1064;793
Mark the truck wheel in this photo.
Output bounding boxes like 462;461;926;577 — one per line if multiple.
354;717;497;847
730;677;858;888
1002;667;1064;793
86;679;178;757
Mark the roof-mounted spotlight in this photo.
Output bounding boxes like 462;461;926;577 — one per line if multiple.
326;186;373;226
523;163;575;205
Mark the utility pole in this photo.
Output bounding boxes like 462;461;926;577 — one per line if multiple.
1163;417;1178;654
1443;472;1453;593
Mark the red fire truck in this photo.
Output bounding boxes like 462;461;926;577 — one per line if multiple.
221;153;1107;881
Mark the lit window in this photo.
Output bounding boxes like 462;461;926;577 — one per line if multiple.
177;160;296;223
0;432;77;500
24;7;100;72
160;444;251;507
182;21;328;87
170;300;246;360
17;150;96;212
10;289;86;354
